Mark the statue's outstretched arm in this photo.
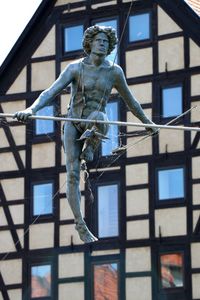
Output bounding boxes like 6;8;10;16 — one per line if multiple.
14;63;76;121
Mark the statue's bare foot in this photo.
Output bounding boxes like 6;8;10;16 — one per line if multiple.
75;221;98;243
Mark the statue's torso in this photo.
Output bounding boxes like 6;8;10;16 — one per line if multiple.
68;59;115;118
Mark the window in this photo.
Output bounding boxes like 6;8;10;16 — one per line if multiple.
33;182;53;216
93;262;119;300
95;19;118;63
157;167;185;201
31;264;52;298
35;106;54;135
101;101;119;156
64;24;83;52
161;85;183;118
129;13;150;42
97;184;119;238
160;253;184;289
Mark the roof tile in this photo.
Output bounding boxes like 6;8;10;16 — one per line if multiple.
185;0;200;15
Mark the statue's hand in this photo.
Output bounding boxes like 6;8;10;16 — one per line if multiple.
145;121;159;136
13;108;34;122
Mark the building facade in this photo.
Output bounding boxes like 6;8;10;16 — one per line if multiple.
0;0;200;299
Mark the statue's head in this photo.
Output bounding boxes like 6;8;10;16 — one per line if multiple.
82;25;118;56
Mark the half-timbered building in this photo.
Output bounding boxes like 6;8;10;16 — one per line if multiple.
0;0;200;299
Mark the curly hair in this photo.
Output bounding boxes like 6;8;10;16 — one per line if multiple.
82;25;118;55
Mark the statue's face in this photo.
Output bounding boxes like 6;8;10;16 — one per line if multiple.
90;32;109;56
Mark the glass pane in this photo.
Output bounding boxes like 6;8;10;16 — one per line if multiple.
102;102;119;156
129;13;150;42
160;253;184;288
94;263;118;300
158;168;184;200
31;265;51;298
35;106;54;135
64;25;83;52
98;184;118;237
33;183;53;215
95;19;118;63
162;86;182;118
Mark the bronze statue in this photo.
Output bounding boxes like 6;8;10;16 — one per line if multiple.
14;25;156;243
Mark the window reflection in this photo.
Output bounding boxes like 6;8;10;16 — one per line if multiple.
64;25;83;52
129;13;150;42
160;253;184;288
94;263;118;300
158;167;184;200
33;183;53;216
98;184;119;238
101;101;119;156
31;265;51;298
35;106;54;135
162;85;182;118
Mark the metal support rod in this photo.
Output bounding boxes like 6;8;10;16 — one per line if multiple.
0;113;200;132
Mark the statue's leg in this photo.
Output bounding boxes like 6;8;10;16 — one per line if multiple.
63;122;98;243
80;111;109;162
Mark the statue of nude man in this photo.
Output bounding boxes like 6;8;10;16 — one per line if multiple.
14;25;156;243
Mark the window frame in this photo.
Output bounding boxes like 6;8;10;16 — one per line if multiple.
155;165;186;207
29;261;53;300
154;245;191;300
33;105;55;137
158;250;185;293
160;84;183;120
31;180;55;220
94;181;120;240
91;256;120;300
128;10;152;44
62;21;85;57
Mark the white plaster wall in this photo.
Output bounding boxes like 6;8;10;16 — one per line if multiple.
9;125;26;146
126;189;149;216
0;152;18;172
157;6;182;35
29;223;54;249
159;37;184;72
192;184;200;205
59;224;84;246
127;220;149;240
0;259;22;285
192;156;200;179
127;135;152;158
126;163;148;185
0;177;24;200
126;247;151;272
155;207;187;237
192;274;200;299
9;204;24;225
32;142;55;168
31;61;55;91
128;82;152;104
191;74;200;96
159;129;184;153
126;48;153;78
6;67;27;94
8;289;22;300
191;243;200;268
59;253;84;278
190;39;200;67
1;100;26;114
126;277;152;300
32;26;55;58
59;282;84;300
